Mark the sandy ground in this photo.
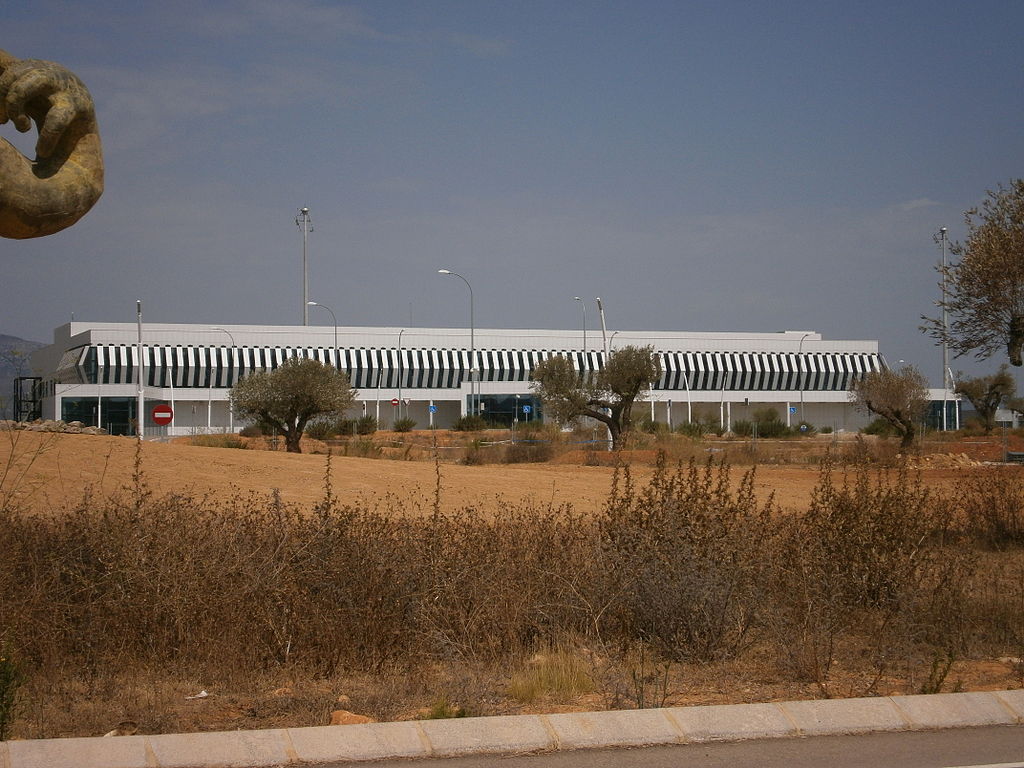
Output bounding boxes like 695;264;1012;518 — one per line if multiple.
0;429;1008;516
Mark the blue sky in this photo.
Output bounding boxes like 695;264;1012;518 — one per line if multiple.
2;1;1023;384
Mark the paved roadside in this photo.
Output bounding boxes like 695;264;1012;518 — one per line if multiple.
321;726;1024;768
2;690;1022;768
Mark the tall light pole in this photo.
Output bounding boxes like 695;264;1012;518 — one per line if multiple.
573;297;587;352
397;328;406;421
947;366;960;430
939;227;950;431
595;297;609;357
212;327;236;433
438;269;475;416
307;301;337;356
798;332;811;424
296;207;313;325
136;300;144;442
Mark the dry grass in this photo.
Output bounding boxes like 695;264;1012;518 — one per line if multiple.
507;648;596;704
2;432;1024;738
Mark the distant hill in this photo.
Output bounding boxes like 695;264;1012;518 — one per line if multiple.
1;334;44;420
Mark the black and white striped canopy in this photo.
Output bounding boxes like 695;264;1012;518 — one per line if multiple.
71;344;882;392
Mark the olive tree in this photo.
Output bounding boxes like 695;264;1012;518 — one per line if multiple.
923;179;1024;365
230;357;355;453
530;345;661;451
849;365;929;451
955;365;1016;434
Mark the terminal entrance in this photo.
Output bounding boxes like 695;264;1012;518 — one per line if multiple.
61;396;138;436
474;394;541;428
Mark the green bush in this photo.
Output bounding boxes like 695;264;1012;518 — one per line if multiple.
393;417;417;433
305;415;358;440
638;417;671;435
732;413;791;438
451;415;487;432
420;696;470;719
862;417;897;437
732;419;754;437
238;424;263;438
674;421;705;439
305;418;337;440
750;408;790;438
356;415;378;435
820;426;834;434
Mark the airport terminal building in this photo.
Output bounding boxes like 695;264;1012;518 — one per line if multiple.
20;321;894;437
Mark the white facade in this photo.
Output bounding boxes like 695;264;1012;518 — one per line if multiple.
29;322;885;436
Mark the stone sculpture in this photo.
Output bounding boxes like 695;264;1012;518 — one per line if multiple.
0;48;103;239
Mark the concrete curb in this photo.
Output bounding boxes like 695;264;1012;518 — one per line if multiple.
3;690;1022;767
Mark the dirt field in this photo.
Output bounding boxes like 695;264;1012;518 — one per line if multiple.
0;429;1004;516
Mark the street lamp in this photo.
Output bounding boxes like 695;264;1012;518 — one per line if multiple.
397;328;405;421
573;297;587;352
136;300;144;442
438;269;475;417
798;332;811;424
595;297;609;357
211;327;236;433
947;366;960;430
938;227;950;430
307;301;337;356
296;207;313;325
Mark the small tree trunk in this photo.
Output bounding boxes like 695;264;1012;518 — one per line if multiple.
284;427;303;453
1008;314;1024;367
899;420;916;451
609;421;622;451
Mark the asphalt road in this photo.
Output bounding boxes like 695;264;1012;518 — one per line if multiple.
308;725;1024;768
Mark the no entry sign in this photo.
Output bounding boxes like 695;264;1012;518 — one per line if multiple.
151;404;173;425
391;398;400;406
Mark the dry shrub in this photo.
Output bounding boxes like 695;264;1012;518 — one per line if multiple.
955;467;1024;548
507;647;595;704
766;459;967;696
3;443;1024;736
964;554;1024;663
189;433;246;449
504;441;555;463
595;456;774;663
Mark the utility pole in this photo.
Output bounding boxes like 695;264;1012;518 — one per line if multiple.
136;300;144;442
296;207;313;325
939;227;949;431
596;297;609;357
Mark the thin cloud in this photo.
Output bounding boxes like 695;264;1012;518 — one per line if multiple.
898;198;942;211
442;33;512;58
195;0;399;41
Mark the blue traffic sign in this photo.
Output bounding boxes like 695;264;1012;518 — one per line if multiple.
522;405;532;414
428;405;437;413
789;407;797;414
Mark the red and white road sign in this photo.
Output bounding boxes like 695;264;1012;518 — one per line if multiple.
151;404;174;425
390;398;400;406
